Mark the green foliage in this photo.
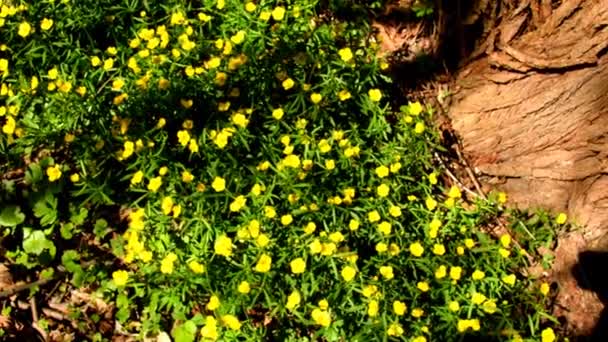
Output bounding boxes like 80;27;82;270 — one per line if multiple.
0;1;565;341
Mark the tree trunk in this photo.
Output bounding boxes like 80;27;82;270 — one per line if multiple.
450;0;608;246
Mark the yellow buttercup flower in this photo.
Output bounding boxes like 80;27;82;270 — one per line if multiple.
393;300;406;315
254;253;272;273
341;266;357;281
368;88;382;102
282;78;295;90
310;93;323;104
286;290;301;310
271;6;285;20
214;235;233;257
376;184;390;197
206;295;220;311
338;47;353;62
18;22;31;37
290;258;306;274
409;242;424;257
379;265;394;280
311;308;331;327
238;281;250;294
280;214;293;226
40;18;53;31
556;212;567;224
112;270;129;287
211;177;226;192
188;261;205;274
147;177;162;192
46;165;62;182
541;328;556;342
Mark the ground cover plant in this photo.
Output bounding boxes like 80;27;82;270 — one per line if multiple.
0;1;565;341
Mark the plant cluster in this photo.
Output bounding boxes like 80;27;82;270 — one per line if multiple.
0;1;562;341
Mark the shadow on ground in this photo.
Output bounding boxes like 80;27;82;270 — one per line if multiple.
572;251;608;341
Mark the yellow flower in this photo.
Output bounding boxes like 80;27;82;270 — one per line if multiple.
304;222;316;234
272;108;284;120
147;177;162;192
387;322;404;336
448;301;460;312
341;266;357;281
200;316;218;340
214;235;233;257
377;221;392;235
417;281;430;292
368;89;382;102
259;11;271;21
310;93;323;104
409;242;424;257
271;6;286;20
283;154;301;168
379;265;394;280
254;253;272;273
540;282;550;296
325;159;335;170
393;300;406;315
482;300;497;313
338;47;353;62
206;295;220;311
349;219;360;230
229;195;247;212
286;290;301;310
18;22;31;37
290;258;306;274
211;177;226;192
46;165;62;182
311;309;331;327
411;308;424;318
69;173;80;183
502;274;516;286
216;0;225;9
367;299;379;317
435;265;447;279
221;315;241;331
375;165;389;178
103;58;114;71
160;253;177;274
181;170;194;183
256;234;270;247
264;206;276;218
432;244;446;255
457;319;481;332
245;2;257;12
429;218;442;238
161;196;174;215
376;184;390;197
112;270;129;287
368;210;381;223
541;328;556;342
2;116;16;135
499;247;511;258
450;266;462;281
238;281;250;294
188;261;205;274
282;78;295;90
471;292;486;305
448;185;461;198
556;212;567;224
280;214;293;226
425;196;437;210
40;18;53;31
464;238;475;249
338;90;351;101
414;122;426;134
177;130;190;147
500;234;511;248
472;270;485;280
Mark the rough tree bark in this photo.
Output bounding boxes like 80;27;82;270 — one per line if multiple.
449;0;608;334
450;0;608;244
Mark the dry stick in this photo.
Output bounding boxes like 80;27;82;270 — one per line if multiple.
454;144;487;199
0;277;56;299
433;152;479;198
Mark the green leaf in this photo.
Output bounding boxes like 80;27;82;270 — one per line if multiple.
33;194;58;226
172;320;197;342
61;250;82;274
0;206;25;227
60;223;74;239
22;228;53;255
70;207;88;226
93;218;109;239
